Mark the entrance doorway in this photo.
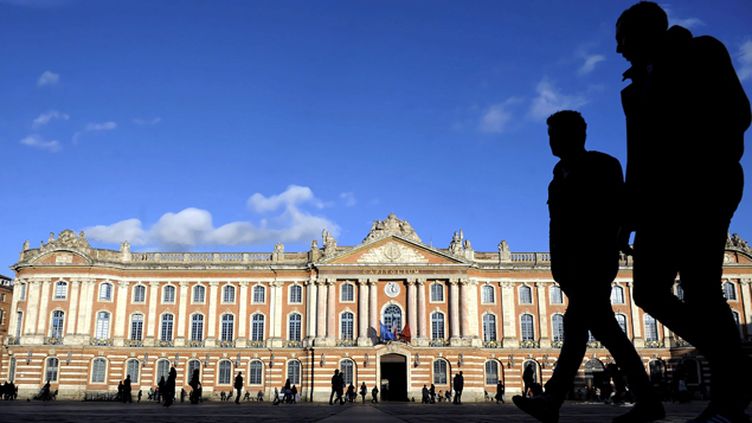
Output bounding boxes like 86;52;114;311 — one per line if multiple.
380;353;407;401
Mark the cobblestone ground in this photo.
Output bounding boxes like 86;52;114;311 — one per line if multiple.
0;400;733;422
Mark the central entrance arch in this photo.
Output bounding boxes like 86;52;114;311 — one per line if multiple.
380;353;408;401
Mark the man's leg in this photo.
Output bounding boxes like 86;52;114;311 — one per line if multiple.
329;389;334;405
543;298;589;404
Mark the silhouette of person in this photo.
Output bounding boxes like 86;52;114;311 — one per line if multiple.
513;110;663;423
371;385;379;403
329;369;340;405
234;371;243;404
522;362;535;398
123;375;132;403
163;367;177;407
360;382;367;403
189;368;201;404
453;372;464;404
495;381;505;404
616;3;751;422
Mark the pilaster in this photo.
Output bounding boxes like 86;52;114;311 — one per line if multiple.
535;282;550;348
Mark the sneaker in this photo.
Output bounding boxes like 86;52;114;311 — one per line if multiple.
612;401;665;423
512;394;560;423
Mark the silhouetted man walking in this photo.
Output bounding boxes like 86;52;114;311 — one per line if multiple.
617;3;750;422
234;371;243;404
513;111;663;423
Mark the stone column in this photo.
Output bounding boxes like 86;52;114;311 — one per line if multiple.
80;279;96;339
417;279;428;345
113;281;129;346
269;281;283;347
35;279;51;335
501;282;518;348
65;280;81;336
305;277;317;343
146;281;159;346
369;280;378;340
449;279;461;345
626;282;644;347
357;279;370;346
24;280;41;337
466;279;481;346
315;280;327;343
175;281;189;346
325;280;336;345
238;281;249;343
536;282;550;348
407;280;417;344
206;281;219;347
8;279;22;339
75;280;91;337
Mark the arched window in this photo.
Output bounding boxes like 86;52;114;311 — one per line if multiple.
341;283;354;302
156;359;170;383
521;314;535;341
218;360;232;384
288;313;302;341
249;360;263;385
483;314;497;342
383;304;402;330
191;314;204;342
187;360;201;381
163;285;176;303
289;285;303;304
133;285;146;303
519;286;532;304
341;312;354;340
51;310;65;338
223;285;236;303
430;283;444;302
485;360;499;385
221;314;234;342
160;314;174;342
723;281;737;300
253;286;266;303
615;314;628;334
95;311;110;340
126;359;140;383
433;359;448;384
45;357;59;382
130;314;144;341
54;281;67;299
341;359;354;385
15;311;23;338
550;285;563;304
251;314;265;341
644;314;658;341
610;286;625;304
193;285;205;303
287;360;301;385
91;358;107;383
552;314;564;342
99;283;113;301
431;312;445;340
482;285;495;304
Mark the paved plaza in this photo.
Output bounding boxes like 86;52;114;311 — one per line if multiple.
0;400;727;423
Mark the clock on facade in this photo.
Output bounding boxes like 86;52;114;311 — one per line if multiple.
384;281;401;298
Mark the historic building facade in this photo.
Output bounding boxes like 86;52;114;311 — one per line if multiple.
3;214;752;401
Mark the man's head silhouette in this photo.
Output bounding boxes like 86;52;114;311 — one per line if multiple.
547;110;587;160
616;2;668;66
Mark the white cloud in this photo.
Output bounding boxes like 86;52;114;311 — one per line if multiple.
73;121;117;143
663;5;704;30
578;54;605;75
479;103;513;134
37;70;59;87
32;110;69;129
339;192;357;207
738;40;752;81
84;186;339;249
19;134;61;152
133;117;162;126
528;78;588;121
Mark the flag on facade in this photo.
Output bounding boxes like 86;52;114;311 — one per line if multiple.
380;321;395;342
391;321;399;340
401;323;412;343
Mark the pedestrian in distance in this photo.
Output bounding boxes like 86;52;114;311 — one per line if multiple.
453;372;464;404
123;375;132;403
371;385;379;403
496;381;505;404
360;382;367;403
234;371;243;404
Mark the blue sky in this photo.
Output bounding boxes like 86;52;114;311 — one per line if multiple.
2;0;751;271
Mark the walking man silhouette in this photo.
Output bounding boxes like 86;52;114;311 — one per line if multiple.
616;3;750;422
513;111;663;423
234;371;243;404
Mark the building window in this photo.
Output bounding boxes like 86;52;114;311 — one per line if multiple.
130;314;144;341
519;286;532;304
521;314;535;341
431;312;445;340
341;359;354;385
126;359;140;383
430;283;444;302
191;314;204;342
19;283;27;300
9;357;16;382
723;281;737;301
54;281;67;299
95;311;110;340
251;314;265;341
288;313;302;342
45;357;59;382
193;285;205;303
223;285;236;303
99;283;113;301
253;286;265;303
485;360;499;385
187;360;200;381
482;314;497;342
433;359;447;384
0;309;3;326
289;285;303;304
92;358;107;383
482;285;495;304
133;285;146;303
550;285;563;304
221;314;234;342
644;314;658;342
160;314;174;342
287;360;301;385
615;314;628;334
163;286;176;303
156;359;170;384
341;283;354;302
552;314;564;342
341;312;354;340
51;310;65;338
383;304;402;331
249;360;263;385
218;360;232;384
15;311;23;338
611;286;625;304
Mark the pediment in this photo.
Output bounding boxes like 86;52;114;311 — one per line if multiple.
322;236;466;265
